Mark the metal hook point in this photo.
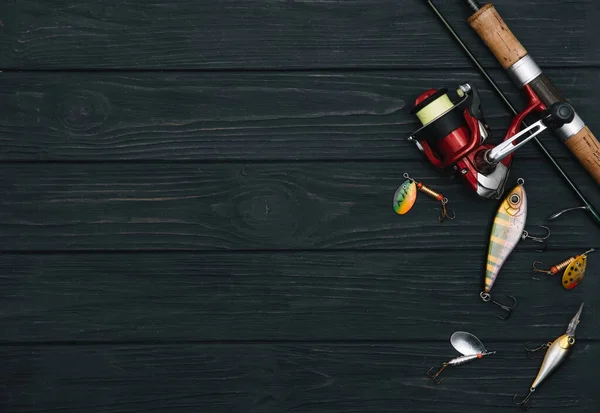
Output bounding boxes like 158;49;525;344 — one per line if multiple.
494;295;517;321
426;363;447;384
438;200;456;223
531;261;551;280
523;225;551;242
539;225;551;239
480;292;516;320
522;226;550;252
523;341;550;355
495;309;512;321
531;261;551;275
513;389;534;408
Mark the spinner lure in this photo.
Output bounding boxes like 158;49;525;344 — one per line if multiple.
532;248;594;289
427;331;495;384
393;173;455;222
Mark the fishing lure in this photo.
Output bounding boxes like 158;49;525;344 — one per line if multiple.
393;173;455;222
427;331;495;384
532;248;594;289
513;302;584;407
481;178;550;320
393;176;417;215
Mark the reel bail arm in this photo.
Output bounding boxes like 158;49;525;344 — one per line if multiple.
485;101;575;164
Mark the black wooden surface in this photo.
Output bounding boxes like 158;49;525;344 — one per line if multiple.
1;1;599;412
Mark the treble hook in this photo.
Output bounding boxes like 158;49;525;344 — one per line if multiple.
532;261;552;275
491;295;517;320
438;198;456;223
531;261;551;280
426;363;448;384
523;341;551;355
403;173;456;223
480;292;517;320
513;389;535;408
522;226;551;252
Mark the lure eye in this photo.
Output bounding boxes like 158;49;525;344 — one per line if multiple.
568;337;575;345
510;194;520;204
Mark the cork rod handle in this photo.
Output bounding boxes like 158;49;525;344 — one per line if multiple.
467;4;527;69
564;127;600;186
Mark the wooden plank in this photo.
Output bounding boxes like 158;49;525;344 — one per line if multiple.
1;68;598;161
1;159;599;252
1;342;597;412
1;250;596;342
0;1;597;70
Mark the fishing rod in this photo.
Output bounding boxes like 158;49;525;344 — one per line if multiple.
421;0;600;227
464;0;600;186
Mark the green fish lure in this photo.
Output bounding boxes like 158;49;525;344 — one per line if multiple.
393;179;417;215
393;173;455;222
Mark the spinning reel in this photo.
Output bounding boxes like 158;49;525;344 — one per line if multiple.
407;82;576;199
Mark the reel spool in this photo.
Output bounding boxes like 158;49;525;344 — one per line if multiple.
410;86;489;170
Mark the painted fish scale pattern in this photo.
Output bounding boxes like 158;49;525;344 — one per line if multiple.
484;184;527;292
393;179;417;215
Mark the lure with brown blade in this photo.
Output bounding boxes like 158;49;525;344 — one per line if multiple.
393;173;455;222
532;248;594;289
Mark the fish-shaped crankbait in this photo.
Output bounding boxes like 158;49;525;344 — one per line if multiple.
426;331;495;384
481;178;550;320
513;302;584;407
393;173;455;222
532;248;594;289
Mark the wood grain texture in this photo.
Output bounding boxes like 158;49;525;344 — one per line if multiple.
1;342;597;413
2;160;599;252
0;0;598;69
2;69;600;161
2;1;600;411
1;251;596;342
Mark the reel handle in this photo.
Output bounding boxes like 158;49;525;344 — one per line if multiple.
465;2;600;186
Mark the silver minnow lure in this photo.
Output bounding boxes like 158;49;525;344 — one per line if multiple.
513;302;584;407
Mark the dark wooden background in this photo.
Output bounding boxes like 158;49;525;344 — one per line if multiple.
1;0;599;411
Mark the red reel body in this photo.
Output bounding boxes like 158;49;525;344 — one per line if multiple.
408;83;547;199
